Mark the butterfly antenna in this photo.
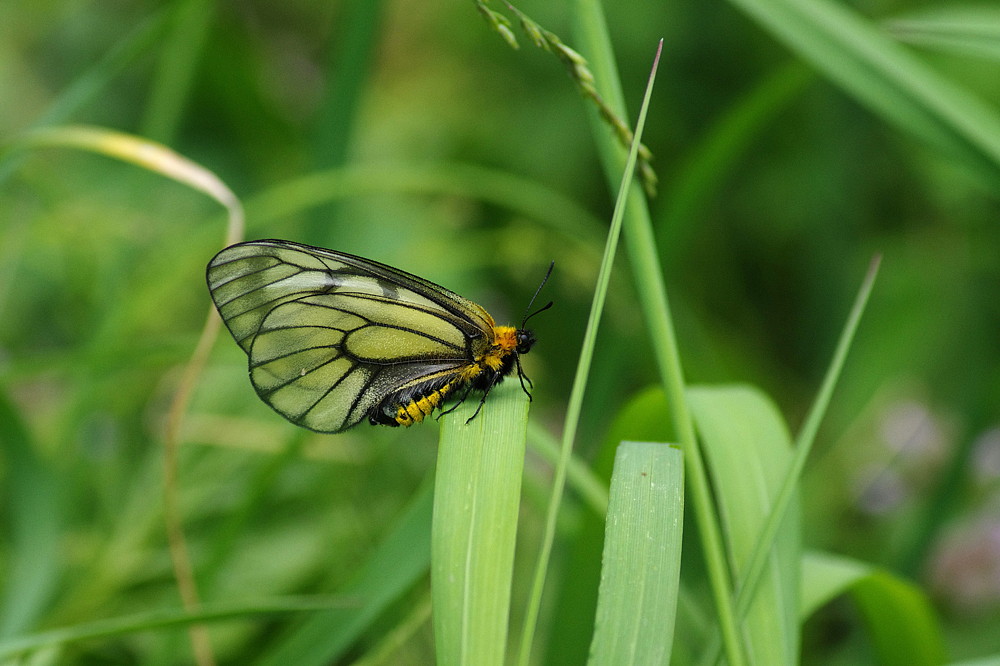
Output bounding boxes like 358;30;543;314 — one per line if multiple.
522;300;553;328
520;261;555;328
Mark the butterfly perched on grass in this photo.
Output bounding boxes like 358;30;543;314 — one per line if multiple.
207;239;551;433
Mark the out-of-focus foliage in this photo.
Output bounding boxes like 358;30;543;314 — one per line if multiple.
2;0;1000;663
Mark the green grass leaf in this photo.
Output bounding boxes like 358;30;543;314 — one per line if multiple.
142;0;215;143
571;5;747;661
887;6;1000;62
688;385;801;666
726;0;1000;183
539;386;670;666
433;381;530;666
0;389;63;638
0;596;353;661
588;441;683;666
517;37;664;666
801;551;947;666
256;481;433;666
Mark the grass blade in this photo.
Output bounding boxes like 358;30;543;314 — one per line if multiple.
689;385;801;666
142;0;215;143
588;441;684;666
0;596;352;661
256;480;433;666
696;258;881;665
887;6;1000;62
801;551;947;665
734;258;880;609
517;38;663;666
540;386;672;666
727;0;1000;184
571;4;747;663
0;390;63;638
433;381;530;666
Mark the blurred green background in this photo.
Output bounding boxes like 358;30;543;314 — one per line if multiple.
2;0;1000;663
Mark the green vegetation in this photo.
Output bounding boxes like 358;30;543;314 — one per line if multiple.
2;1;1000;664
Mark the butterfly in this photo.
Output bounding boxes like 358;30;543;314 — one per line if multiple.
207;239;551;433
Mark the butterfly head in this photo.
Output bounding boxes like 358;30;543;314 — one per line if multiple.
515;328;537;355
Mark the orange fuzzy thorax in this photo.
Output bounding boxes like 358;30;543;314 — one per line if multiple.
486;326;518;370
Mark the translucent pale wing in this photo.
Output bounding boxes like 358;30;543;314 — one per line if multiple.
207;239;495;432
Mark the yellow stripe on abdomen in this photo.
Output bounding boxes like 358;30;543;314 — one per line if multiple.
394;382;454;427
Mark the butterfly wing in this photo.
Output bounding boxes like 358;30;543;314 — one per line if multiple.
207;239;496;433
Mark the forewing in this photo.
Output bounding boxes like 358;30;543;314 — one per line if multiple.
207;240;493;432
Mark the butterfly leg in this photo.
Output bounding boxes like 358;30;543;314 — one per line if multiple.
437;383;475;419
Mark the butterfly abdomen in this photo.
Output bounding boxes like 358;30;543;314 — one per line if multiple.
369;375;458;427
391;383;454;427
371;325;524;427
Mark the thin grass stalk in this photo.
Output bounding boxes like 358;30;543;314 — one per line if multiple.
0;11;169;183
697;256;882;666
142;0;215;143
569;5;747;664
516;40;663;666
0;597;351;660
10;126;245;666
737;257;881;610
306;0;386;244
